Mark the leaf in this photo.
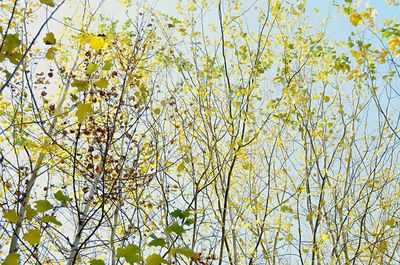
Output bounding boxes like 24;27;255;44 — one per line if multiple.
43;32;56;45
171;209;189;219
35;200;53;213
40;0;55;7
177;163;185;172
165;222;184;236
90;259;105;265
23;228;41;245
148;237;166;247
385;218;396;228
54;190;71;207
377;241;388;253
25;204;37;221
71;79;89;91
145;254;169;265
4;210;18;223
184;218;194;226
94;78;109;88
117;244;141;264
89;36;105;50
86;63;99;74
170;247;195;258
76;102;94;123
3;253;20;265
40;215;62;226
103;60;113;70
45;47;57;60
2;34;21;53
349;13;362;26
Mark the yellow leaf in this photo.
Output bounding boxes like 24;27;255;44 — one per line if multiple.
349;13;362;26
377;241;388;253
385;218;396;228
177;163;185;172
89;36;105;50
76;102;94;123
43;32;56;45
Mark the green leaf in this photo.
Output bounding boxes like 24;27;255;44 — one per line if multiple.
90;259;105;265
40;215;62;226
35;200;53;213
148;237;166;247
54;190;71;207
117;244;141;264
86;63;99;74
76;102;94;123
165;222;184;236
184;218;194;226
43;32;56;45
4;210;18;223
3;253;20;265
145;254;169;265
170;247;195;258
40;0;55;7
171;209;190;219
23;228;41;245
72;79;89;91
103;60;113;70
94;78;109;88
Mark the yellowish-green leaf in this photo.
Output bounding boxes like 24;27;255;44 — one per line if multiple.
145;254;169;265
3;253;20;265
349;13;362;26
35;200;53;213
94;78;108;88
40;0;55;7
76;102;94;123
23;228;41;245
43;32;56;45
25;204;37;221
86;63;99;74
4;210;18;223
90;259;105;265
45;47;57;60
40;215;62;226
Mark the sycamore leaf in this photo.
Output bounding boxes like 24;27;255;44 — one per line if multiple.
40;0;55;7
3;253;20;265
90;259;105;265
170;247;195;258
89;36;105;50
117;244;141;264
171;209;189;219
148;237;166;247
43;32;56;45
94;78;108;88
165;222;184;236
35;200;53;213
145;254;169;265
76;102;94;123
4;210;18;223
40;215;62;226
54;190;71;207
23;228;41;245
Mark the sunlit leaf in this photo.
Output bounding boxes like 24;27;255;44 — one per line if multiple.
23;228;41;245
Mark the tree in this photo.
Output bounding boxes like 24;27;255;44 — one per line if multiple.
1;0;400;264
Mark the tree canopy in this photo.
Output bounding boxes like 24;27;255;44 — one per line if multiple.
0;0;400;264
